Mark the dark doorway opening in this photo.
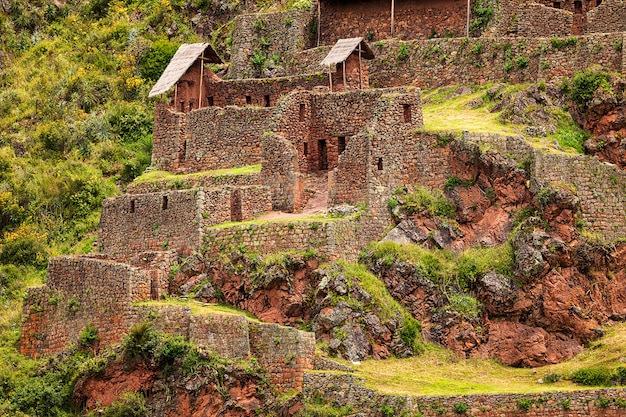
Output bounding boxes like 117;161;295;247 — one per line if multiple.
338;136;346;154
403;104;412;123
318;139;328;170
246;95;252;105
264;95;271;107
299;103;306;122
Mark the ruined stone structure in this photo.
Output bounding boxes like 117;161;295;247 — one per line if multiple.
19;0;626;408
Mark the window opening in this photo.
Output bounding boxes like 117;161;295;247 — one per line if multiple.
304;142;308;156
245;95;252;105
162;196;168;210
130;200;135;213
207;96;214;106
553;1;561;7
377;157;383;170
574;0;582;12
264;95;271;107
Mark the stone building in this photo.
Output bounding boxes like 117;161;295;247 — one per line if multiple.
148;43;223;113
320;37;374;91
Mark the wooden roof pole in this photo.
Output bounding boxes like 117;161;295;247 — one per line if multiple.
317;0;321;47
359;48;362;89
391;0;395;37
342;61;347;91
328;65;333;92
198;52;204;109
174;83;178;110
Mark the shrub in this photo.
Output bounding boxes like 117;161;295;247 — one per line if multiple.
596;397;611;409
568;70;611;106
123;322;159;360
517;398;533;411
88;392;147;417
397;43;409;61
515;55;529;68
140;40;178;82
453;401;468;413
543;373;560;383
571;367;613;386
445;293;482;319
79;324;99;348
399;316;422;352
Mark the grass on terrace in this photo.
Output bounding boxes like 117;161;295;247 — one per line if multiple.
134;299;261;322
132;164;262;184
421;84;527;136
348;321;626;397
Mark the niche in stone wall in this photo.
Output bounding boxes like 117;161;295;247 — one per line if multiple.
179;139;187;163
246;95;252;105
299;103;306;122
553;1;561;7
304;142;308;156
207;96;214;106
574;0;582;12
377;157;383;170
403;104;412;123
162;196;168;210
264;95;271;107
130;200;135;213
230;191;242;222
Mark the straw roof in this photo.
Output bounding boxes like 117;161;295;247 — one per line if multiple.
320;37;374;67
148;43;222;98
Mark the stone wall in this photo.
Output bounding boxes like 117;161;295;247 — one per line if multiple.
98;190;204;258
249;322;315;391
126;171;262;194
20;256;158;357
534;152;626;240
183;106;272;172
207;73;329;107
133;305;251;360
152;103;187;173
304;372;626;417
587;0;626;33
228;10;314;79
290;34;626;88
203;218;364;260
151;104;271;173
98;187;273;258
517;3;573;37
463;133;626;241
317;0;468;45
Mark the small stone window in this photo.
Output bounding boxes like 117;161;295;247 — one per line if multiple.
246;95;252;105
264;95;271;107
179;101;185;112
574;0;582;12
303;142;308;156
130;200;135;213
338;136;346;154
162;196;168;210
207;96;214;106
553;1;561;7
596;0;602;5
377;157;383;170
299;103;306;122
403;104;412;123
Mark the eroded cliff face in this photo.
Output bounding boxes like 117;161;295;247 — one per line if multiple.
72;356;300;417
576;78;626;169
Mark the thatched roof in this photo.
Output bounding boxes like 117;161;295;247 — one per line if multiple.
148;43;222;98
319;37;374;67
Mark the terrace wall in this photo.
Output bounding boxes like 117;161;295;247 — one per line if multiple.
290;34;626;89
305;372;626;417
586;0;626;33
464;133;626;241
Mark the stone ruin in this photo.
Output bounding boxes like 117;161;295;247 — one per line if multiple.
19;0;626;399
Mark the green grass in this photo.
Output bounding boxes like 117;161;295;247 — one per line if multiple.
131;164;262;184
133;299;261;321
208;213;340;229
421;85;526;135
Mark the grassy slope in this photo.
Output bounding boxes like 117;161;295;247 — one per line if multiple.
353;322;626;397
